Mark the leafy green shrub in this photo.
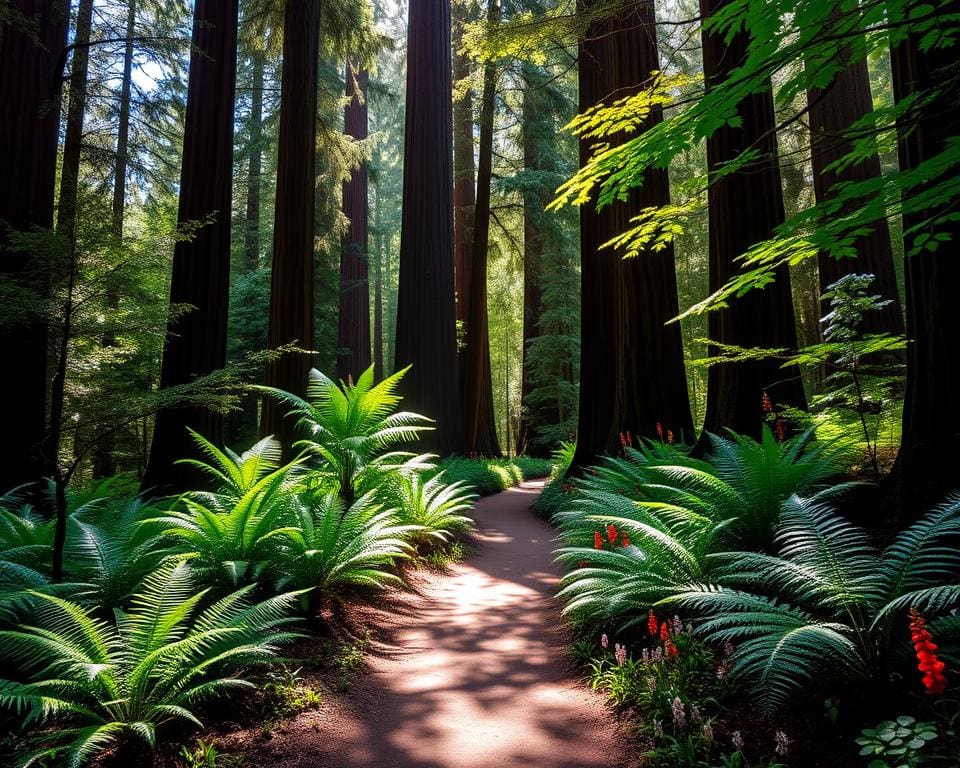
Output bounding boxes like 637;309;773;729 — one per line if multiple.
437;456;551;496
0;561;300;768
267;491;413;609
856;715;939;768
674;495;960;712
259;366;432;503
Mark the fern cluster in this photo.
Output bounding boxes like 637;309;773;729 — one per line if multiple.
554;427;960;712
0;365;486;765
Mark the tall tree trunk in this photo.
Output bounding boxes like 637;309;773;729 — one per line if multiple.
244;49;265;271
807;3;903;336
891;2;960;514
57;0;93;241
518;67;545;456
462;0;501;457
572;0;693;469
93;0;135;478
141;0;239;493
112;0;136;239
261;0;322;449
394;0;466;455
452;0;475;337
0;0;68;493
337;60;372;383
373;162;385;381
698;0;806;440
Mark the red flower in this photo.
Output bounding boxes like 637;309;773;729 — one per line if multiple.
621;531;630;547
910;609;947;696
562;484;570;494
619;431;627;447
607;523;618;543
656;422;664;440
660;621;670;643
761;391;773;414
775;419;786;443
648;609;658;637
593;531;603;550
665;639;678;658
626;431;633;446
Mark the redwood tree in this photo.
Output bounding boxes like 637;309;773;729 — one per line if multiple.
111;0;136;238
698;0;807;439
462;0;501;457
141;0;238;491
453;0;476;333
261;0;322;448
807;3;903;335
337;60;372;383
0;0;68;492
572;0;693;469
891;1;960;513
393;0;466;454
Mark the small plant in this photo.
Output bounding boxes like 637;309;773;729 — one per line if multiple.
177;739;243;768
790;273;905;477
856;715;939;767
424;540;468;569
261;666;323;718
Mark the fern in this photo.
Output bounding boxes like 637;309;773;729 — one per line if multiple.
0;561;301;768
257;365;432;503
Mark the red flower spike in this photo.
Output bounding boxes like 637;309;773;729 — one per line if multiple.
910;609;947;696
761;391;773;414
593;531;603;550
775;419;786;443
621;532;630;547
648;610;658;637
607;523;618;543
660;621;670;643
665;639;678;658
656;422;664;440
626;431;633;446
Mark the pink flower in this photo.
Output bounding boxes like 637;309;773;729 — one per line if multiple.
600;633;609;649
614;643;627;667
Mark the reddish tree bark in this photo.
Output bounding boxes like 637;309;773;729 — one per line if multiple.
698;0;807;440
453;0;476;334
807;4;903;335
572;0;693;469
891;2;960;514
462;0;501;457
141;0;238;492
261;0;322;449
337;60;372;383
0;0;68;492
394;0;466;455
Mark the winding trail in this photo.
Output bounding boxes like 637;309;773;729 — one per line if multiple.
240;480;632;768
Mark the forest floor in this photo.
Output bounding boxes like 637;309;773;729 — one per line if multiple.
218;480;635;768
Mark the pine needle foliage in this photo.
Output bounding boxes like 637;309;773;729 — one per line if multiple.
0;561;301;768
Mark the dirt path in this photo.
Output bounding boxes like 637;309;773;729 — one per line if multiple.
237;480;632;768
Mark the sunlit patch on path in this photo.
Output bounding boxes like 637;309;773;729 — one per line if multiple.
234;480;632;768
